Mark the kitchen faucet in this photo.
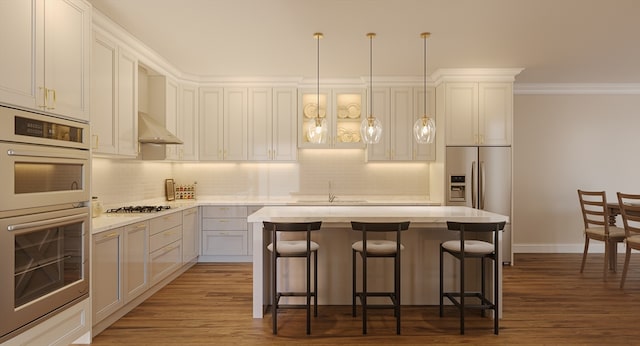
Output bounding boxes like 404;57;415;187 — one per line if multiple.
328;181;336;202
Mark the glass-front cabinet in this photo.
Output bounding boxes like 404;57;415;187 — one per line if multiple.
298;88;365;149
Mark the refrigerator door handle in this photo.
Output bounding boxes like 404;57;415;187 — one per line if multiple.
480;161;486;210
471;161;477;208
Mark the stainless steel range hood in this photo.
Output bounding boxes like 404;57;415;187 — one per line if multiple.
138;112;183;144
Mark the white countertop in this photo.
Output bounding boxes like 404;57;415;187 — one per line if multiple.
247;205;508;226
91;196;440;234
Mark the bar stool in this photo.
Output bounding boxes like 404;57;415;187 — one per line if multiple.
264;221;322;335
439;221;505;335
351;221;410;335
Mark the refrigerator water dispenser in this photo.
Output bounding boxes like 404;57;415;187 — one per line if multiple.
449;175;466;203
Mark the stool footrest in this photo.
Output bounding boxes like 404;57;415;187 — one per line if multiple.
443;291;495;310
355;292;398;309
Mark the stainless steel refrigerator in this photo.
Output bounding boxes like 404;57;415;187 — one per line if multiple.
445;146;512;264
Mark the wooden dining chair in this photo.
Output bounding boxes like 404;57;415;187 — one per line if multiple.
577;190;626;279
616;192;640;288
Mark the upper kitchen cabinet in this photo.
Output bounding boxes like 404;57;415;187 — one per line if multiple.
147;74;179;158
298;88;366;149
443;82;512;146
199;87;247;161
248;88;297;161
173;83;199;161
91;30;138;157
0;0;90;121
367;87;436;161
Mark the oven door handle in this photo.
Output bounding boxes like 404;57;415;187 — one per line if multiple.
7;148;88;160
7;213;89;231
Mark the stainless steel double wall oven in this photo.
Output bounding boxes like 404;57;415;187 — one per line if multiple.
0;105;90;342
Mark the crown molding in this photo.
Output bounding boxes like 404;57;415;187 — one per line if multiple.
430;68;524;85
514;83;640;95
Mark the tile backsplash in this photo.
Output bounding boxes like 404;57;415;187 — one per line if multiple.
92;149;430;206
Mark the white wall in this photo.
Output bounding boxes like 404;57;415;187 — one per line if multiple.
513;92;640;253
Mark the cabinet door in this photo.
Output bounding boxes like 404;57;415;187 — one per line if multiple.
414;87;436;160
178;84;199;160
272;88;297;161
0;0;42;111
198;87;223;160
224;88;248;160
478;82;512;145
390;87;414;161
117;47;138;156
199;87;223;160
366;88;391;160
445;82;479;146
43;0;90;121
92;228;123;325
298;88;331;148
248;88;273;161
182;207;199;263
91;32;117;154
123;221;148;302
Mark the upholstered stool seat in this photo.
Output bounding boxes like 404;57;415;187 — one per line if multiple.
442;240;494;254
267;240;320;254
352;240;405;255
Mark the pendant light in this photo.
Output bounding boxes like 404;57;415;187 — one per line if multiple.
307;32;328;144
360;32;382;144
413;32;436;144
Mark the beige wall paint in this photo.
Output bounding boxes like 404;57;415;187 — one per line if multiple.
513;93;640;252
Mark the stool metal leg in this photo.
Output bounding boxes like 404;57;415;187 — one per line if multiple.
362;251;367;335
460;254;465;335
314;250;318;317
306;249;311;335
272;252;277;335
439;244;444;317
352;249;357;317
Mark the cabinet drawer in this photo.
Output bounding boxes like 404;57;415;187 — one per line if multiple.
202;206;247;218
149;225;182;252
202;218;247;231
149;240;182;284
202;230;248;256
149;211;182;235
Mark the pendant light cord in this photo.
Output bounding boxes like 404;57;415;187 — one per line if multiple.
423;33;427;118
316;33;321;121
369;33;373;120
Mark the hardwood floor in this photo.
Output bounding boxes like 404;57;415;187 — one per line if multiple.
90;253;640;345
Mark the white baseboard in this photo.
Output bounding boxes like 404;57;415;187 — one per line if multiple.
513;242;627;254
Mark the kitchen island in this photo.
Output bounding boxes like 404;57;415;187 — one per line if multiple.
247;205;509;318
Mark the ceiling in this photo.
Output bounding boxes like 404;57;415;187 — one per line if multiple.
88;0;640;84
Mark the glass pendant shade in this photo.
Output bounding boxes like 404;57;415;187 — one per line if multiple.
360;116;382;144
307;117;327;144
413;116;435;144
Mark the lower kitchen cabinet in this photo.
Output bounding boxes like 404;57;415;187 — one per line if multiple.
200;205;259;262
123;221;149;302
149;211;183;285
182;206;199;263
92;228;124;325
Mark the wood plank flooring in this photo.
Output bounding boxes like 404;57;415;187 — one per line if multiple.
90;253;640;345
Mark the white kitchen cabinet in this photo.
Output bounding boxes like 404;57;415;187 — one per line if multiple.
201;206;252;261
117;47;139;156
444;82;512;146
0;0;90;121
123;221;149;302
91;32;118;154
91;29;138;157
367;87;436;161
175;83;199;160
92;228;124;325
199;87;247;160
298;88;365;148
149;211;183;285
248;88;297;161
182;207;199;263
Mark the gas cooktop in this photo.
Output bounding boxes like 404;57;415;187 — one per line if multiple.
105;205;171;214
